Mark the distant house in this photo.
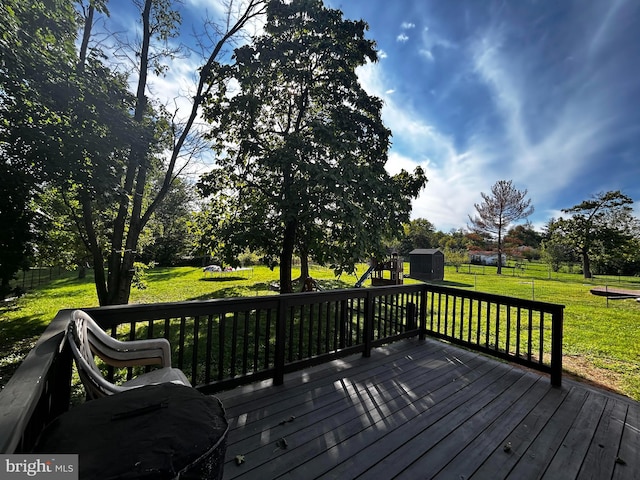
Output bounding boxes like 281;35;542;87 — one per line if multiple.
409;249;445;281
469;250;507;266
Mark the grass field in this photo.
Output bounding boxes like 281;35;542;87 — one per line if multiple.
1;262;639;400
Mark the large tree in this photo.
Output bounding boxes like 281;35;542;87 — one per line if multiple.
139;177;197;266
87;0;268;305
199;0;426;293
547;191;635;278
398;219;437;255
468;180;534;274
0;0;81;297
2;0;268;304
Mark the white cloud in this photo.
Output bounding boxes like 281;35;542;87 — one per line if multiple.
417;26;456;62
356;61;491;231
588;0;628;57
418;49;434;61
396;33;409;43
185;0;226;15
469;24;625;209
401;22;416;30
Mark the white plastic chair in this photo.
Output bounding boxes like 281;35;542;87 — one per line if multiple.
67;309;191;399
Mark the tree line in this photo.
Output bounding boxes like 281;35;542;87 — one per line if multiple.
2;1;636;304
0;0;425;302
393;185;639;279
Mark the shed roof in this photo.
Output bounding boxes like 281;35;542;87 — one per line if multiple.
409;248;443;255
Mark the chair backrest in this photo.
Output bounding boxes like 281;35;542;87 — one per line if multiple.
67;310;128;399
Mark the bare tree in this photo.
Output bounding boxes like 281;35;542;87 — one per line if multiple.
468;180;534;274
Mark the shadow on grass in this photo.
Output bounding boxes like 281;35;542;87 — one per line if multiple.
0;311;48;345
185;278;354;301
186;282;278;301
199;276;250;283
0;312;44;388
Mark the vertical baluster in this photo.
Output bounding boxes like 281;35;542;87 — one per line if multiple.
205;314;213;384
437;293;442;333
485;303;491;348
178;316;186;370
242;311;250;374
230;312;239;377
451;296;457;338
164;318;171;342
253;309;260;372
298;305;305;361
476;300;482;345
495;304;500;353
316;303;323;355
459;297;465;340
192;315;200;385
265;309;272;369
288;306;295;362
516;307;522;359
308;303;315;357
527;309;533;361
337;299;345;350
467;298;473;343
274;299;287;386
505;307;511;356
322;302;329;353
354;297;361;345
218;313;225;381
539;311;544;366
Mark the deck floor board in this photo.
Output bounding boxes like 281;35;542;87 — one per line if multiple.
216;338;640;480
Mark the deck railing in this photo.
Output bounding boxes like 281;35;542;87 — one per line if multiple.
0;284;563;453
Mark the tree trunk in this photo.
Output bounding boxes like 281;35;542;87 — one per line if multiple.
496;227;503;275
582;249;592;278
280;219;297;294
77;263;86;279
299;243;310;283
102;0;152;305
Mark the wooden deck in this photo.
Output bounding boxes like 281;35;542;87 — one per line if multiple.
216;337;640;480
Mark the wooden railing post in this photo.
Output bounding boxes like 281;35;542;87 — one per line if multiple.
362;290;374;358
274;297;287;386
550;305;564;387
49;341;73;418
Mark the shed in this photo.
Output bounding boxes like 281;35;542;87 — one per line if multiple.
409;248;445;281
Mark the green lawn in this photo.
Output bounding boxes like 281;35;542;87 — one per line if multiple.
439;263;640;400
1;262;639;400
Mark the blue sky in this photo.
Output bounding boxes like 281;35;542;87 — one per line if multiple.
325;0;640;231
111;0;640;232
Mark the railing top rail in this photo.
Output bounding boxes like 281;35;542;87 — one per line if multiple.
0;309;71;453
83;285;429;326
421;283;565;313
